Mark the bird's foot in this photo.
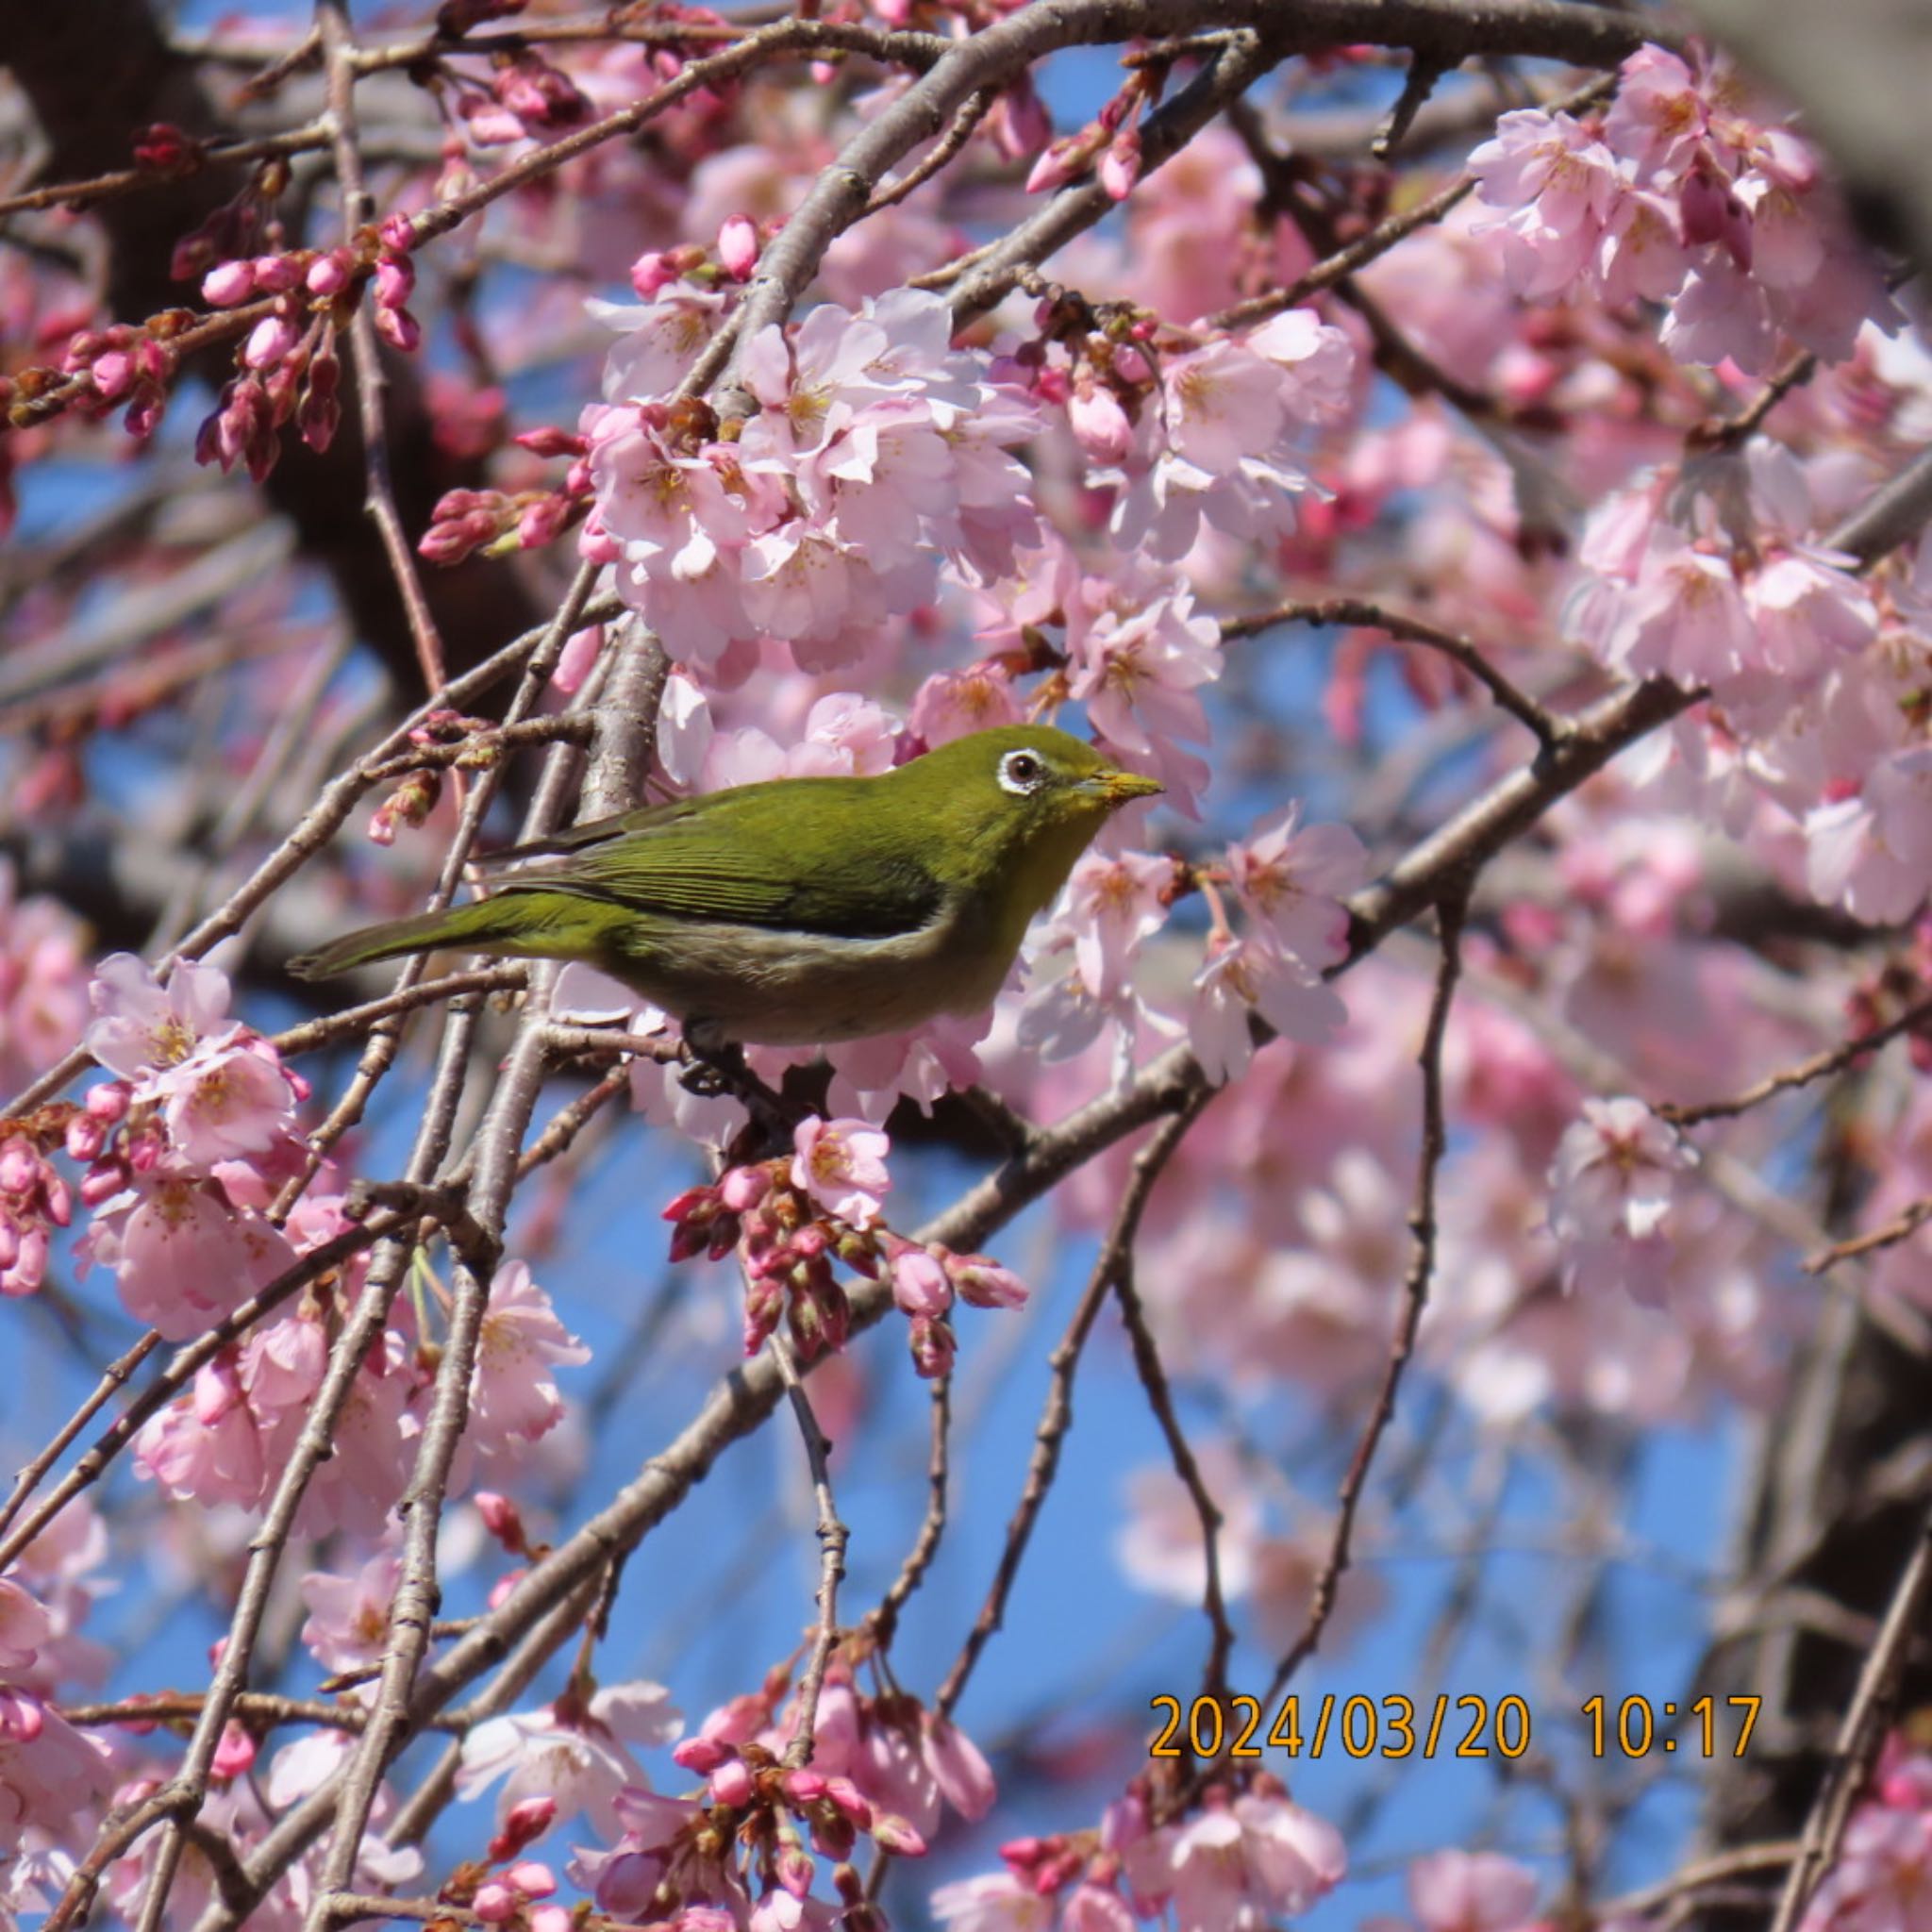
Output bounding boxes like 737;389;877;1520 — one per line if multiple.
678;1024;798;1147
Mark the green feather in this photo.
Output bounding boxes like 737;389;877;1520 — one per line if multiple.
289;725;1162;1045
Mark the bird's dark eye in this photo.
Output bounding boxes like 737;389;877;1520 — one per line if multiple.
998;750;1045;795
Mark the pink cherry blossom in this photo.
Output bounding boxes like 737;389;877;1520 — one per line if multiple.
790;1116;891;1230
1547;1096;1700;1299
457;1681;680;1834
81;1172;298;1339
1409;1850;1541;1932
299;1549;402;1673
1227;808;1366;969
467;1259;590;1457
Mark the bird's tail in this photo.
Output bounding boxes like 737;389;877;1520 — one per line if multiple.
288;892;561;981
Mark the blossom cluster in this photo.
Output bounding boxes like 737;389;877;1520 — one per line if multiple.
1471;43;1903;372
1020;796;1366;1087
1800;1734;1932;1932
932;1774;1344;1932
577;286;1041;682
663;1114;1026;1378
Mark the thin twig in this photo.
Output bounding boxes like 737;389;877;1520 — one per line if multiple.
321;0;446;694
1807;1197;1932;1274
936;1103;1205;1718
769;1332;851;1769
1657;992;1932;1127
1222;595;1565;749
1108;1091;1236;1702
0;1332;158;1547
1765;1498;1932;1932
866;1374;952;1657
272;967;528;1058
1265;892;1465;1703
864;88;996;215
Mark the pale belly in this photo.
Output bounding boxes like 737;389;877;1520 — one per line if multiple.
607;903;1012;1046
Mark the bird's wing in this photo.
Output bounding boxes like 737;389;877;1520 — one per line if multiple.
493;778;948;939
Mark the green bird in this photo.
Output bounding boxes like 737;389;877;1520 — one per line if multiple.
290;724;1162;1047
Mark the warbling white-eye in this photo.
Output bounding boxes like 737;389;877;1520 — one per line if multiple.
290;724;1162;1046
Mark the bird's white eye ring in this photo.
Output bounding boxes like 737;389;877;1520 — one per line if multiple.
998;750;1046;795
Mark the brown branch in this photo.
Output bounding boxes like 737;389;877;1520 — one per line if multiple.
516;1065;632;1180
1265;893;1464;1702
1109;1093;1238;1705
0;122;330;219
1765;1498;1932;1932
768;1333;852;1770
864;88;997;217
60;1692;467;1736
1222;595;1565;749
1806;1198;1932;1275
1658;992;1932;1127
1595;1843;1803;1922
271;967;528;1057
935;1102;1204;1718
865;1374;952;1657
320;0;446;695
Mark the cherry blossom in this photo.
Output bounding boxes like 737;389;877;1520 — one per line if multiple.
790;1116;892;1230
457;1681;681;1834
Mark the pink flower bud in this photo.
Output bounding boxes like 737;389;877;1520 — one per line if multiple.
92;352;135;401
506;1862;556;1898
718;214;759;281
211;1721;257;1780
674;1736;729;1774
242;315;299;371
869;1812;926;1857
946;1251;1028;1310
472;1882;518;1923
890;1244;952;1319
1099;124;1141;201
527;1909;572;1932
990;76;1052;160
252;254;302;294
718;1164;772;1212
202;260;257;307
1025;140;1082;196
908;1314;955;1379
0;1143;37;1195
374;254;416;309
79;1164;126;1208
709;1757;754;1807
378;213;416;254
306;250;354;297
65;1116;106;1163
1111;343;1153;385
780;1770;825;1804
88;1081;132;1123
517;494;568;549
487;1794;557;1863
374;305;422;353
823;1777;873;1827
513;425;586;458
1067;383;1131;463
630;250;678;299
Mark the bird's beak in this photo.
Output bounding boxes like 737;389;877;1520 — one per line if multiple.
1084;768;1164;805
